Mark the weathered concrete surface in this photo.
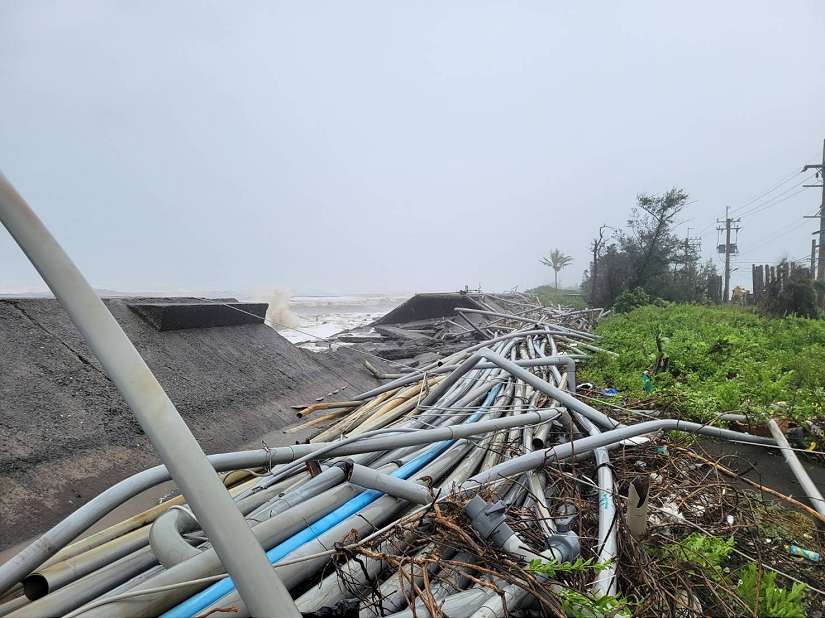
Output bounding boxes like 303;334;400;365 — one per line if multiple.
0;297;386;549
373;293;485;325
127;301;267;330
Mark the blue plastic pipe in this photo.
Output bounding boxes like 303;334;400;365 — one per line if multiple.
163;384;502;617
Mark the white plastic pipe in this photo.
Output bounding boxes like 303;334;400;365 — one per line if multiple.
0;173;298;616
767;419;825;517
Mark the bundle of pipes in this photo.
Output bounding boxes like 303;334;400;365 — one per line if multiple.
0;319;785;618
2;159;820;618
447;292;607;338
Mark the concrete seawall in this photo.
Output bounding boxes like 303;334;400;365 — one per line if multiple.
0;297;386;548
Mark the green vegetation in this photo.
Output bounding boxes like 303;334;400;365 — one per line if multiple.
529;285;588;310
558;589;632;617
613;287;663;314
760;261;818;318
583;188;720;307
539;248;574;289
528;557;611;578
737;562;806;618
583;304;825;421
657;533;806;616
661;533;734;579
529;559;632;616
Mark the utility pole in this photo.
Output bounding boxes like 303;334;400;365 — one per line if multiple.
682;228;702;269
803;139;825;281
716;207;741;302
812;238;818;280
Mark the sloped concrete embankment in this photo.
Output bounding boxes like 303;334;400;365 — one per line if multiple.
0;297;385;549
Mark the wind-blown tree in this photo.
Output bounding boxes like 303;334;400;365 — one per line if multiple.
540;249;573;289
582;188;719;307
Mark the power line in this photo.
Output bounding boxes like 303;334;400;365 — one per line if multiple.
735;219;807;261
735;178;813;219
729;167;804;215
697;152;819;236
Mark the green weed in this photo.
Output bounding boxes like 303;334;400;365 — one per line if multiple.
558;589;632;617
528;285;588;310
661;533;734;579
527;557;611;578
582;304;825;421
737;562;807;618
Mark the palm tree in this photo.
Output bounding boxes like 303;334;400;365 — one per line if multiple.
540;249;573;289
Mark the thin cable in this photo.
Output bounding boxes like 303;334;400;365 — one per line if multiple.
730;167;806;215
736;182;811;219
735;220;808;261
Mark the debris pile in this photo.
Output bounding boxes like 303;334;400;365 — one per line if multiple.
1;295;823;618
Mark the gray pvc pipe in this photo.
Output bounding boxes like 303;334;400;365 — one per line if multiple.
0;409;555;592
22;473;304;602
383;587;497;618
0;174;297;616
360;542;441;617
10;547;158;618
354;329;574;400
767;419;825;517
202;441;475;617
468;584;532;618
573;413;617;597
22;526;152;600
38;468;364;617
348;464;432;505
78;455;437;618
441;357;575;387
455;308;598;340
372;357;576;384
464;418;774;491
77;483;363;618
295;536;400;613
297;395;514;615
148;510;200;570
418;353;485;408
0;595;29;617
474;348;613;429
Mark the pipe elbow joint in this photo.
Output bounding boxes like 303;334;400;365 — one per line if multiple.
464;495;515;547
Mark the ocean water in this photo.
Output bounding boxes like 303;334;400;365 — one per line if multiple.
272;294;408;343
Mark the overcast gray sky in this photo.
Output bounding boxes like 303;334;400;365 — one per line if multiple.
2;1;824;296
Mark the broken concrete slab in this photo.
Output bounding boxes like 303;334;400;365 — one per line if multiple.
374;325;433;342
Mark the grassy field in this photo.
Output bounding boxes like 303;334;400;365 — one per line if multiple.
528;285;588;310
582;304;825;422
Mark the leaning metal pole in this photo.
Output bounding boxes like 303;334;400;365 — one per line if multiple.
0;173;299;616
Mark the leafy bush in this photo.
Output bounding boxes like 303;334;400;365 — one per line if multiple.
760;264;817;318
613;287;654;313
582;304;825;421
